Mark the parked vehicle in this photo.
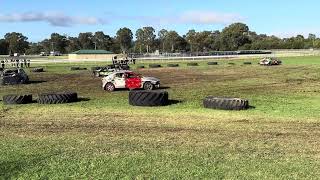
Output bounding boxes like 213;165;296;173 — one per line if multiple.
0;68;29;85
102;70;160;92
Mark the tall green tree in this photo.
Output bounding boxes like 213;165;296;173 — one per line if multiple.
26;43;43;55
164;31;182;52
78;32;94;49
116;27;133;54
220;23;251;50
135;28;145;53
158;29;168;52
50;33;68;53
4;32;29;54
93;31;114;51
0;39;9;55
186;30;198;52
135;27;156;53
66;37;81;53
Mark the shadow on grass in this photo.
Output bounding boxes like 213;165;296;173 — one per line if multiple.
77;97;90;102
248;105;256;109
159;86;170;90
166;100;183;106
27;80;46;84
0;153;57;179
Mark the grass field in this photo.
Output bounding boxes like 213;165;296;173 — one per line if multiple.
1;56;320;179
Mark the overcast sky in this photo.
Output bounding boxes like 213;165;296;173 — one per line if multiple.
0;0;319;41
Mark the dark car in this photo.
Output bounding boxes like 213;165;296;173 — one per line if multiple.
0;69;29;85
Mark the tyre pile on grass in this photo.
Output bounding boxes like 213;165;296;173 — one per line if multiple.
208;62;218;65
129;90;168;106
32;67;44;73
203;97;249;110
71;67;87;71
187;62;199;66
2;92;79;105
38;92;78;104
149;64;162;68
167;64;179;67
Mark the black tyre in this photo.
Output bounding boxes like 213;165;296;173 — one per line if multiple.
143;82;154;90
228;63;235;65
208;62;218;65
32;67;44;72
70;67;80;71
243;62;252;65
167;64;179;67
71;67;87;71
104;83;115;92
38;92;78;104
203;97;249;110
91;67;102;71
129;90;169;107
137;65;145;69
187;62;198;66
149;64;162;68
3;94;33;105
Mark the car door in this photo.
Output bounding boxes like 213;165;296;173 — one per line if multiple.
125;72;142;89
113;73;126;88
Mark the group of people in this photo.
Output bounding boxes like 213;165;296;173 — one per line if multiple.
1;58;31;69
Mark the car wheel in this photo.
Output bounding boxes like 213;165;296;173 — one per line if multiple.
143;82;154;90
105;83;115;92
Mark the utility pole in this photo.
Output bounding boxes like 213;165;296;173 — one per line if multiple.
51;42;55;52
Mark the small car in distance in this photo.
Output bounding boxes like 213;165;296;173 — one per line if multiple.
102;71;160;92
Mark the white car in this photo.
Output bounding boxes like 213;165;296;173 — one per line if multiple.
102;70;160;92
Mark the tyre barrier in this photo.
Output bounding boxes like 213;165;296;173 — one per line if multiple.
3;94;33;105
208;62;218;65
129;90;169;107
91;67;102;71
187;62;199;66
149;64;162;68
71;67;87;71
243;62;252;65
32;67;44;72
38;92;78;104
137;65;145;69
203;97;249;110
167;64;179;67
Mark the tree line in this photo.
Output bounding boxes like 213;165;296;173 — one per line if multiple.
0;23;320;55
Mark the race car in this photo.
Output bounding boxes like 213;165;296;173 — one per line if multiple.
259;57;282;66
93;64;130;77
102;70;160;92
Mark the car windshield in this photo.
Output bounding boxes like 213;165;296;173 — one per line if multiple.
126;73;139;78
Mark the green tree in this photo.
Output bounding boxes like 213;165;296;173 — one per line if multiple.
220;23;251;50
116;27;133;54
186;30;198;52
162;31;181;52
78;32;94;49
0;39;9;55
135;28;145;53
50;33;68;53
66;37;81;53
26;43;43;55
93;31;114;51
158;29;168;53
4;32;29;53
135;27;156;53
